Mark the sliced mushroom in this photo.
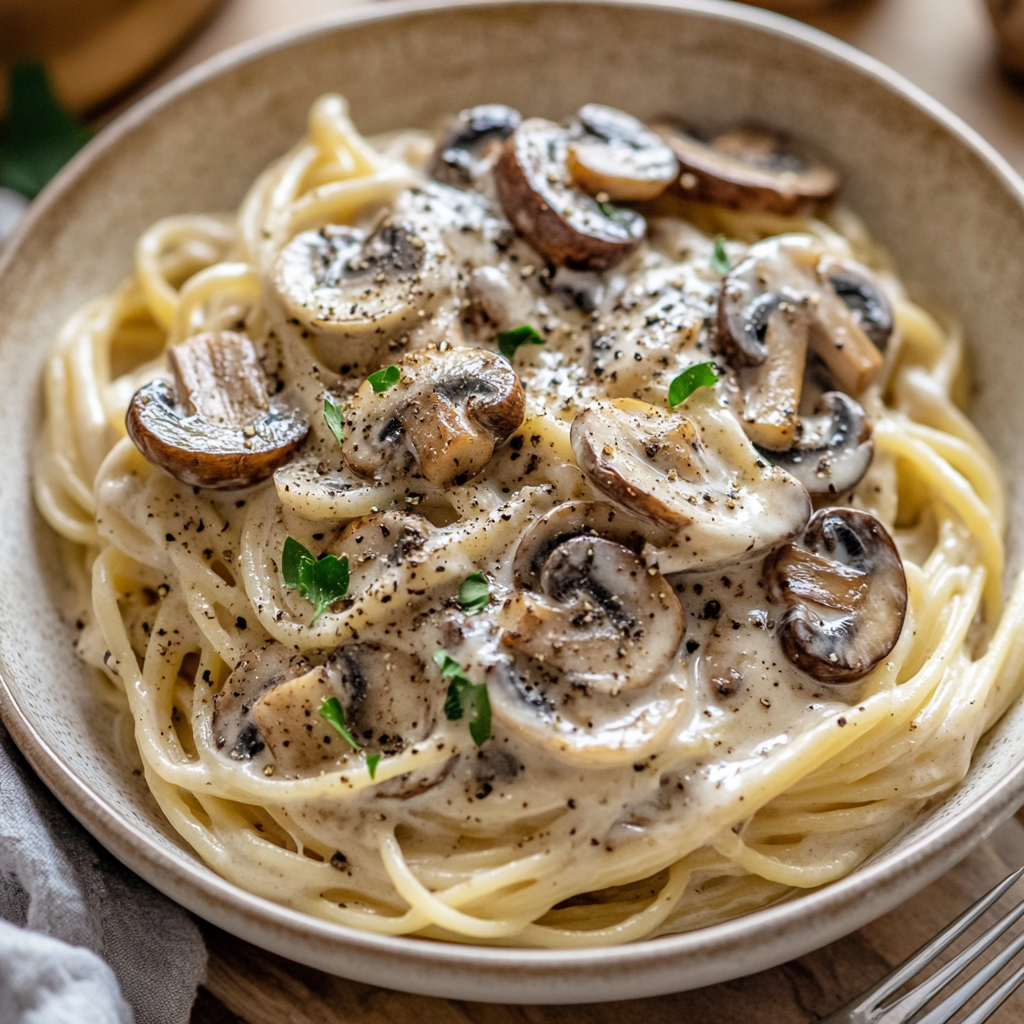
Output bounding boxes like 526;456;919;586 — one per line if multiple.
212;644;314;764
511;500;648;589
819;255;894;351
719;236;884;396
495;118;645;270
565;103;678;201
214;641;431;776
503;536;683;695
252;664;349;774
733;295;810;451
331;510;435;591
126;330;308;489
430;104;522;189
342;347;525;487
655;124;839;216
764;507;907;682
326;643;432;753
272;190;455;376
760;392;874;495
570;396;812;572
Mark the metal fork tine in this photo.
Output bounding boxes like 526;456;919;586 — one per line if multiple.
879;889;1024;1023
912;911;1024;1023
845;867;1024;1014
958;959;1024;1024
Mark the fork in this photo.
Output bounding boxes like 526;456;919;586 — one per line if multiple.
820;866;1024;1024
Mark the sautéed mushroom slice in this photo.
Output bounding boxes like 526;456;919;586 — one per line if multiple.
126;330;308;488
342;346;525;487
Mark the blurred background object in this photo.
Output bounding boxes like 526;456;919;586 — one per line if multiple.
0;0;222;117
743;0;868;12
985;0;1024;78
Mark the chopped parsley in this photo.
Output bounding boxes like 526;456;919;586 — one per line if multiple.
366;752;381;780
599;200;632;227
667;361;719;409
319;696;360;751
497;324;545;362
323;398;344;444
433;651;491;746
367;365;401;393
458;572;490;615
710;234;731;275
281;537;349;625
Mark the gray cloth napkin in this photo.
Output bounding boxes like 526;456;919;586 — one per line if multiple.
0;723;206;1024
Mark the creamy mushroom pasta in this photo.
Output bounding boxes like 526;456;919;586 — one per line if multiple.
35;95;1024;947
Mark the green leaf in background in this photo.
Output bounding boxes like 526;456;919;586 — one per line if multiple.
667;361;719;409
0;63;93;199
366;752;381;779
458;572;490;615
497;324;545;362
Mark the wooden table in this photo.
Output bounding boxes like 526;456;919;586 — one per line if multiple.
145;1;1024;1019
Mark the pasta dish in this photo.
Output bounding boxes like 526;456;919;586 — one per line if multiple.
33;95;1024;947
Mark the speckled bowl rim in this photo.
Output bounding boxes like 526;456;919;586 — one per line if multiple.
3;0;1024;1003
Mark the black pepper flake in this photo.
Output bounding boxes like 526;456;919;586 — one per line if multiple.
702;600;722;620
837;717;847;727
685;640;700;654
236;617;247;630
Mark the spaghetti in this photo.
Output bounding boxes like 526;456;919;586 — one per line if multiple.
32;95;1024;948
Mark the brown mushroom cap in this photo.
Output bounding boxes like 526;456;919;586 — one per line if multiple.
718;235;885;397
655;125;839;216
570;396;812;572
565;104;678;202
764;507;907;682
495;118;645;271
125;331;308;489
760;391;874;496
272;188;457;376
818;255;895;352
331;510;435;591
213;641;431;777
511;500;648;589
430;103;522;189
503;535;684;695
342;346;525;488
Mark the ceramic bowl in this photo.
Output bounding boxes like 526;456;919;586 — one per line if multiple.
4;0;1024;1004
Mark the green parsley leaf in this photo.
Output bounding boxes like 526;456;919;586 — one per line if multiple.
0;64;93;199
458;572;490;615
433;650;491;745
667;361;720;409
367;365;401;393
323;398;344;445
465;685;492;747
366;752;381;780
281;536;350;625
710;234;731;275
319;696;361;751
497;324;545;362
599;199;633;227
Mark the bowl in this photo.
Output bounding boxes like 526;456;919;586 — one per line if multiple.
4;0;1024;1004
